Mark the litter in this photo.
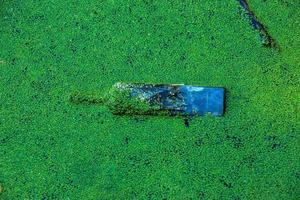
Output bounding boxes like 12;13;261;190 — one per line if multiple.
70;82;225;117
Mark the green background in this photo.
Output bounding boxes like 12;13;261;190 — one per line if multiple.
0;0;299;199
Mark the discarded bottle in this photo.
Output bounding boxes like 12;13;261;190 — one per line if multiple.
69;82;225;117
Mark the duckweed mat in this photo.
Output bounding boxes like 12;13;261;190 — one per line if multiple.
0;0;299;199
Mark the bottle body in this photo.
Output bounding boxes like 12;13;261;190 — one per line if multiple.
106;83;225;116
106;83;164;116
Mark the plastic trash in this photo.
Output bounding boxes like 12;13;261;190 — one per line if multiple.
70;82;225;117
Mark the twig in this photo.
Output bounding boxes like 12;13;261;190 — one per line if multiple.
238;0;279;49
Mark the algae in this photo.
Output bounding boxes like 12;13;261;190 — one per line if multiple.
0;0;299;199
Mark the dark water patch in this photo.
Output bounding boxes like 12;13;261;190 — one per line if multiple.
226;135;243;149
219;176;233;189
194;138;204;147
184;118;190;127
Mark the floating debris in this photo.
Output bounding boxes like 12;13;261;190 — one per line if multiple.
70;83;225;117
238;0;279;49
